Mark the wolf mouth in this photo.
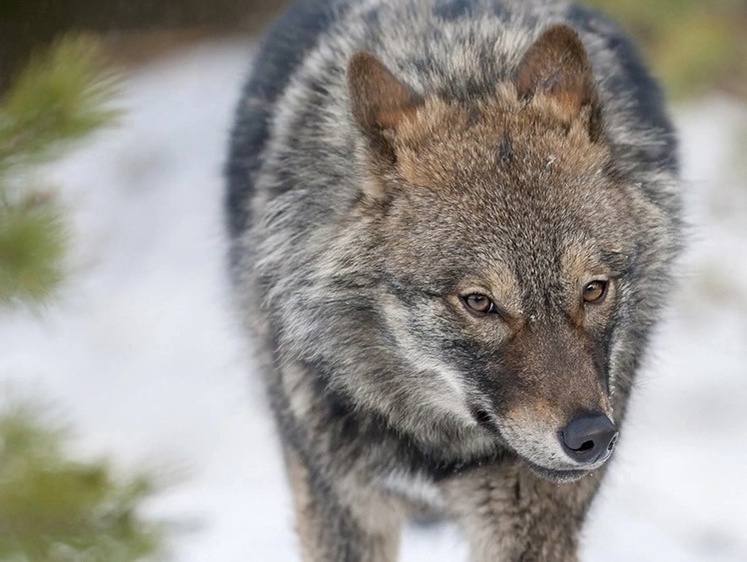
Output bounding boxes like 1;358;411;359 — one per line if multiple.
522;446;615;483
522;460;593;483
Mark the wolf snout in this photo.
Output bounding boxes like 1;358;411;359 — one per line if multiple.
560;414;618;465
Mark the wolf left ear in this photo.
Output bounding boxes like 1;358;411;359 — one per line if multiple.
347;52;424;153
515;24;603;140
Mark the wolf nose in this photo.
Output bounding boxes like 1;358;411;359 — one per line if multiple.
560;414;618;464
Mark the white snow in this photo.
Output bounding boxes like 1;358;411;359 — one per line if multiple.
1;40;746;561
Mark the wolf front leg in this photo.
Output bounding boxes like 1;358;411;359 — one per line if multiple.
285;448;404;562
442;463;604;562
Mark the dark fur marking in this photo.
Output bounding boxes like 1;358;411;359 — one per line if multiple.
499;133;514;165
434;0;510;22
434;0;473;20
225;0;341;245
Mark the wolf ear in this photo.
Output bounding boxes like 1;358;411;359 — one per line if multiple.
347;51;424;142
515;24;602;139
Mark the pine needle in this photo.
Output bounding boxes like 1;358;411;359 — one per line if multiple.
0;400;170;561
0;33;120;308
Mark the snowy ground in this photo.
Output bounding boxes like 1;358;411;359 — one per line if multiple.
1;39;746;561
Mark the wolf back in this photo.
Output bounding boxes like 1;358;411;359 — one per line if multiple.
226;0;682;560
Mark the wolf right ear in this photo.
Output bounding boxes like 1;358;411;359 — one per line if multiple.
347;52;424;147
515;24;603;140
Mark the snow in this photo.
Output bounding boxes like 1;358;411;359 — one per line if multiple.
1;39;746;561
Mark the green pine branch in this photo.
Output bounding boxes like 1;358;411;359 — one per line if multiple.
0;194;67;306
0;39;177;561
0;400;170;561
0;34;120;308
0;35;120;174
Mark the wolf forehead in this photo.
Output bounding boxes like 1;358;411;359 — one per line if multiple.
382;89;633;238
367;93;636;284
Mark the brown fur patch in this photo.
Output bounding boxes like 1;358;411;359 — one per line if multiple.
390;83;610;192
505;399;565;430
286;449;323;561
501;321;613;426
348;51;424;133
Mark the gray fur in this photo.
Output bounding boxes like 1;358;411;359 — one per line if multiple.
226;0;683;560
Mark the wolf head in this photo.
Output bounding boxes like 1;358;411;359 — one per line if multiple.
259;24;678;483
320;24;673;481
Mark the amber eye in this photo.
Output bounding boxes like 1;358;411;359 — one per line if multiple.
583;280;608;303
463;293;496;314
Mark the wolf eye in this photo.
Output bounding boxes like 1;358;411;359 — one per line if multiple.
583;280;608;303
463;293;496;314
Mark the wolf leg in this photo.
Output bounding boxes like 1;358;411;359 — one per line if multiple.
442;463;603;562
285;448;403;562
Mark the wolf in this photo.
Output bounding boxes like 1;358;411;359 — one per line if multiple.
225;0;683;559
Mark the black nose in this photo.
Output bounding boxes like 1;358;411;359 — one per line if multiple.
560;414;618;464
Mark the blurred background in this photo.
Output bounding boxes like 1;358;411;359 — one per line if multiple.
0;1;745;560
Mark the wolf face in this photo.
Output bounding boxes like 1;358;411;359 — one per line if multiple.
342;26;646;480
